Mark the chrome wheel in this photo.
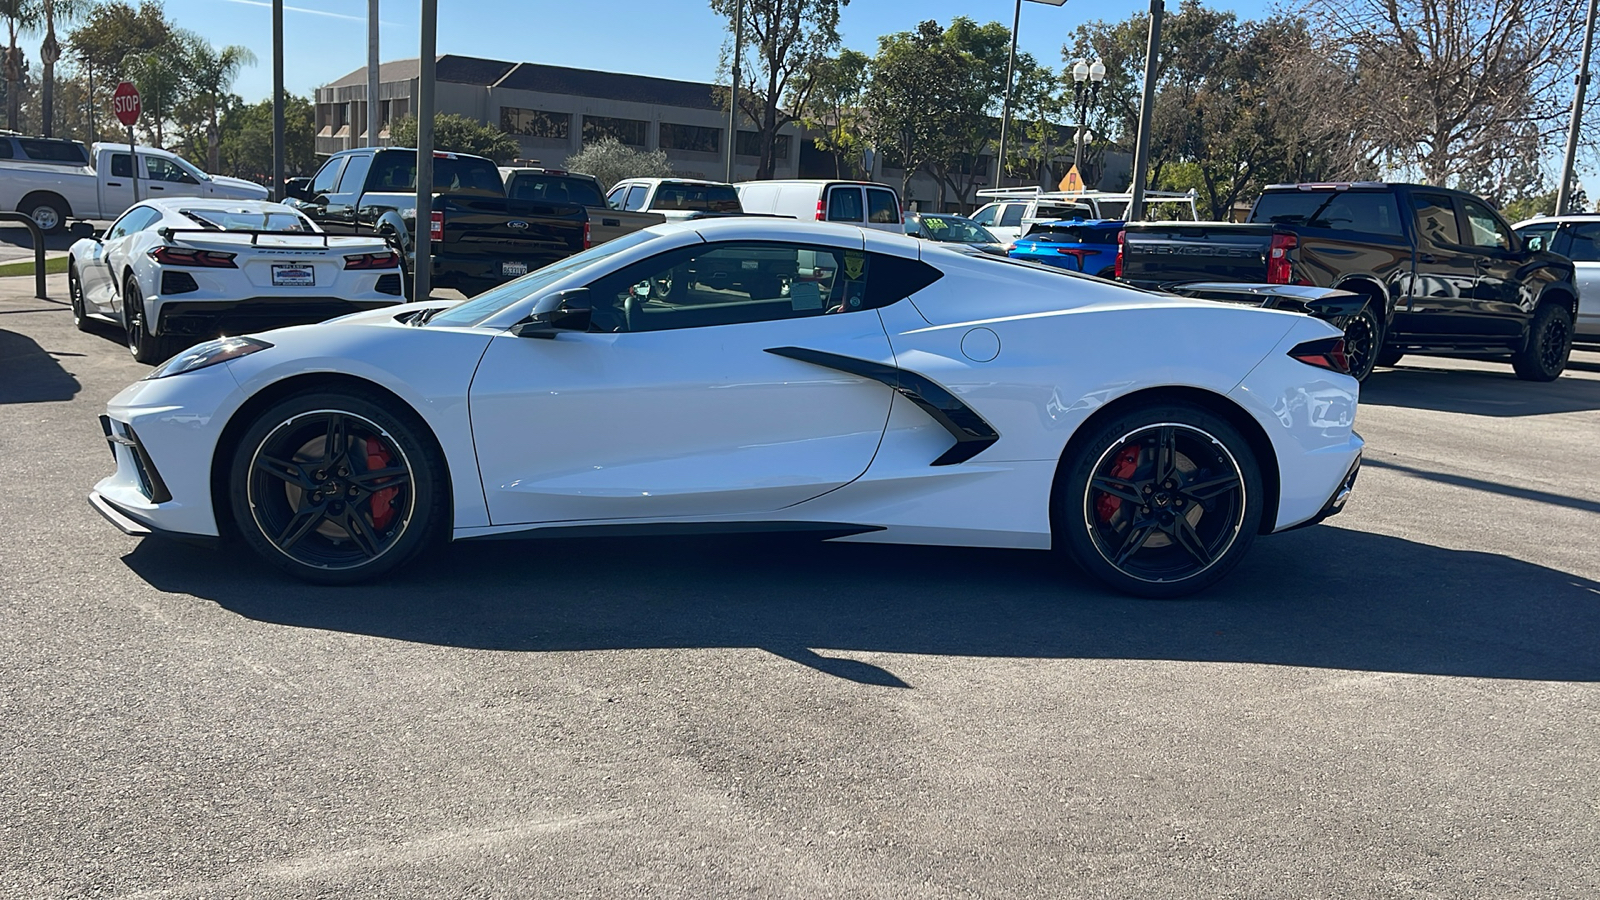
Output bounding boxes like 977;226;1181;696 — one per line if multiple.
1083;423;1247;585
245;410;415;571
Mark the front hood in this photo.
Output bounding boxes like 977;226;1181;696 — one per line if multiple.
208;175;270;198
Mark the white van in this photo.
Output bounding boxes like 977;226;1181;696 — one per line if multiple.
735;179;903;232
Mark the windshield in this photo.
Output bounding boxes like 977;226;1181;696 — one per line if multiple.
507;174;604;207
651;182;742;213
920;216;996;244
183;208;313;232
1250;190;1404;237
172;155;212;182
1022;223;1122;244
1035;203;1090;220
426;229;661;328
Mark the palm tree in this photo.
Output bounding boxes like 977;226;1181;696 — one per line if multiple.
39;0;88;136
182;34;255;171
0;0;40;132
125;47;183;146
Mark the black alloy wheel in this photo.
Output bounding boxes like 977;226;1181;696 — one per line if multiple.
1343;304;1382;382
68;262;89;332
1512;303;1573;382
122;276;171;364
229;392;445;584
1058;405;1263;598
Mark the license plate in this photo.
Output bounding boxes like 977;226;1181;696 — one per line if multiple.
502;262;528;278
271;264;315;287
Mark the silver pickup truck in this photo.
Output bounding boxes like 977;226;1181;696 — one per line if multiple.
499;167;664;245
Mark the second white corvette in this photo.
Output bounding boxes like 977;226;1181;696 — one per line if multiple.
90;218;1362;597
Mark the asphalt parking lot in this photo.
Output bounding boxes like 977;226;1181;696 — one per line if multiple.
2;273;1597;899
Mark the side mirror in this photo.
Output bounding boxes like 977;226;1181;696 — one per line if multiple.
1525;235;1545;252
69;221;96;240
511;288;592;338
281;177;313;202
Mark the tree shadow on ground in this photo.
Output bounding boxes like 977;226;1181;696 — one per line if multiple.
123;524;1600;685
0;327;80;403
1361;359;1600;417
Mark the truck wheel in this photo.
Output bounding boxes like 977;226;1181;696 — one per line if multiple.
1375;349;1404;368
1343;304;1383;381
1512;303;1573;382
21;195;67;234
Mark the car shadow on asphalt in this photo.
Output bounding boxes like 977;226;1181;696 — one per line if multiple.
1361;361;1600;417
121;524;1600;686
0;327;81;403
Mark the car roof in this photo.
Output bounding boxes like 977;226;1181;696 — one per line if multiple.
1512;214;1600;228
618;177;731;187
140;197;302;214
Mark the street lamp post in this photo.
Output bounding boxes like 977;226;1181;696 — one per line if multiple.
1069;58;1105;174
997;0;1068;189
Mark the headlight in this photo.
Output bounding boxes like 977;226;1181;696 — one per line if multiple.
144;336;273;379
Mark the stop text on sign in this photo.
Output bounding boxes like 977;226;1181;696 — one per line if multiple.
113;82;141;126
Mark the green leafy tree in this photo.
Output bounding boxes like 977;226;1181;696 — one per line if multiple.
711;0;846;179
798;48;869;178
179;33;254;171
67;0;170;136
923;17;1018;210
563;136;673;189
214;93;314;181
123;44;184;146
863;21;967;202
1005;57;1065;189
389;113;521;162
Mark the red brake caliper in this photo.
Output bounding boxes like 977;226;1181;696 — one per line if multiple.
364;437;399;531
1095;445;1142;523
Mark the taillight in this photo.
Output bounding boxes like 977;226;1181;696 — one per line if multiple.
149;246;237;268
429;210;444;242
815;198;826;221
1267;232;1297;284
1114;229;1126;278
343;251;400;270
583;220;591;250
1289;336;1350;375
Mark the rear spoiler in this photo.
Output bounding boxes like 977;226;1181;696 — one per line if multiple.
1162;282;1368;319
157;227;400;253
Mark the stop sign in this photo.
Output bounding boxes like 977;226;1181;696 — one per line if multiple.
112;81;140;126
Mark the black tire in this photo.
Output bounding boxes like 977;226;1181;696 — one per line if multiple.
1375;348;1405;368
21;195;67;234
1343;303;1383;382
68;261;89;332
1512;303;1573;382
227;390;447;584
122;275;175;364
1056;404;1264;598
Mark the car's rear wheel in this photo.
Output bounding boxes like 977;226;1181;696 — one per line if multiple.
1512;302;1572;382
1057;404;1264;598
68;261;89;332
228;391;446;584
122;275;174;364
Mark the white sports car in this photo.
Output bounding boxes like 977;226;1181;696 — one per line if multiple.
90;218;1363;597
67;197;407;363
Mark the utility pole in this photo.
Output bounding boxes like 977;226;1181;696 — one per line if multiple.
414;0;437;301
725;0;743;183
1127;0;1163;221
271;0;284;201
1559;0;1599;216
367;0;380;148
996;0;1022;190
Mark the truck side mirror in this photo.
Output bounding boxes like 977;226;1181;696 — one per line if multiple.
281;177;313;202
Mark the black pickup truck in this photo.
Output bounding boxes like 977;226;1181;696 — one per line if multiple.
286;148;588;296
1119;182;1579;381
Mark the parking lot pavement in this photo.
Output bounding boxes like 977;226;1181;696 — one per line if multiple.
2;273;1597;899
0;221;105;265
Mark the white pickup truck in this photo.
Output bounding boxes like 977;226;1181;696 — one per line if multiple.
0;140;267;233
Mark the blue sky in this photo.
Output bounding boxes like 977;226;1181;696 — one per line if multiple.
159;0;1276;101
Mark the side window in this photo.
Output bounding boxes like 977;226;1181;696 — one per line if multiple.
1458;198;1512;251
0;139;12;159
826;187;864;222
110;153;132;178
606;186;627;209
1556;222;1600;261
623;185;648;211
310;156;348;195
1410;193;1460;246
144;156;190;183
336;153;373;195
586;241;879;333
999;204;1025;227
866;188;900;224
969;205;997;226
1518;223;1557;254
367;151;416;191
107;206;157;240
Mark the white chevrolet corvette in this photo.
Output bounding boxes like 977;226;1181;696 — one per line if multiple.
67;198;407;363
90;218;1363;597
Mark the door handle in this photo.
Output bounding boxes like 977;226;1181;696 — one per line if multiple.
106;181;122;187
149;185;165;191
603;218;620;227
1419;253;1438;264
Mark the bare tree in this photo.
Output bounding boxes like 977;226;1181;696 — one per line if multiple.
1312;0;1588;188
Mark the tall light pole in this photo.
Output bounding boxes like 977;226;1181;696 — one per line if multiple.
996;0;1068;189
1559;0;1598;216
271;0;284;200
414;0;437;301
1069;58;1105;174
367;0;380;148
1127;0;1163;221
725;0;743;183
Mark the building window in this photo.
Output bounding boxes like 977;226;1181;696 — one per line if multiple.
955;154;990;177
659;122;722;153
736;130;790;160
502;107;570;140
583;115;648;148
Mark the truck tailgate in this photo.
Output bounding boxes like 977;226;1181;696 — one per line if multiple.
439;193;586;259
1120;223;1276;289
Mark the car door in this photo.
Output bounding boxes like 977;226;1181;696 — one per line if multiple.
140;155;205;200
865;187;902;232
824;185;865;225
295;154;350;230
318;151;372;233
1549;221;1600;337
83;205;157;313
468;235;897;526
1395;190;1478;339
1456;196;1532;340
100;151;137;214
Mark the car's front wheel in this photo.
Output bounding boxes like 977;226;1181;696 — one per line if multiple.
1057;404;1264;598
228;391;447;584
1512;302;1573;382
68;261;89;332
